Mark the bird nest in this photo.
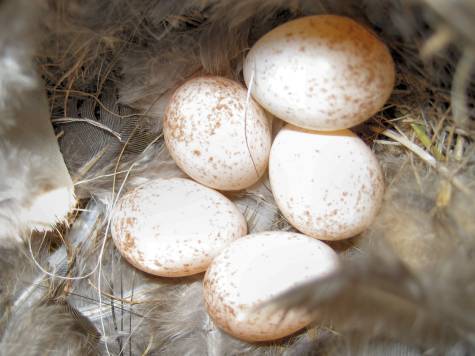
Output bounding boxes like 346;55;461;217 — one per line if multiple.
1;0;474;355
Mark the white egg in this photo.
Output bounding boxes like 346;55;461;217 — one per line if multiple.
111;178;247;277
269;125;384;240
243;15;395;130
203;231;339;341
164;76;272;191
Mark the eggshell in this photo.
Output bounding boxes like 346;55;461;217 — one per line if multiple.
243;15;395;130
111;177;247;277
269;125;384;240
203;231;339;341
164;76;272;191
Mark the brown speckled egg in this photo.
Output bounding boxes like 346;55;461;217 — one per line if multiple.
203;231;339;342
111;178;247;277
269;125;384;240
164;76;272;191
243;15;395;130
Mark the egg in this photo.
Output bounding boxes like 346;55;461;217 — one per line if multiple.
243;15;395;130
111;177;247;277
269;125;384;240
164;76;272;191
203;231;339;341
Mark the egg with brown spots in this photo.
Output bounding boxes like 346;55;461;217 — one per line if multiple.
164;76;272;191
111;178;247;277
243;15;395;130
269;125;384;240
203;231;339;342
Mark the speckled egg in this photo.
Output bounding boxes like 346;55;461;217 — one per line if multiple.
243;15;395;130
203;231;339;341
164;76;272;191
111;177;247;277
269;125;384;240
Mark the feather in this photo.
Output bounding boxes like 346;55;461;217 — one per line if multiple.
0;0;74;241
271;164;475;354
1;0;474;354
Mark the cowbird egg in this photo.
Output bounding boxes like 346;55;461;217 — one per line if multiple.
269;125;384;240
203;231;339;341
243;15;395;130
111;178;247;277
164;76;272;191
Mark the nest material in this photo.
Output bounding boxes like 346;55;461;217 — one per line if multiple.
1;0;475;355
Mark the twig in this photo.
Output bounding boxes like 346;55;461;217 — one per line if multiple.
374;139;402;146
74;169;134;186
410;123;445;161
52;117;123;142
371;126;472;196
48;89;143;119
87;280;143;305
141;335;154;356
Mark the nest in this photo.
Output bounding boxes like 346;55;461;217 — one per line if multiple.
1;0;475;355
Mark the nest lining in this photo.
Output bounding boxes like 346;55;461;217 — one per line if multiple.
1;0;475;355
